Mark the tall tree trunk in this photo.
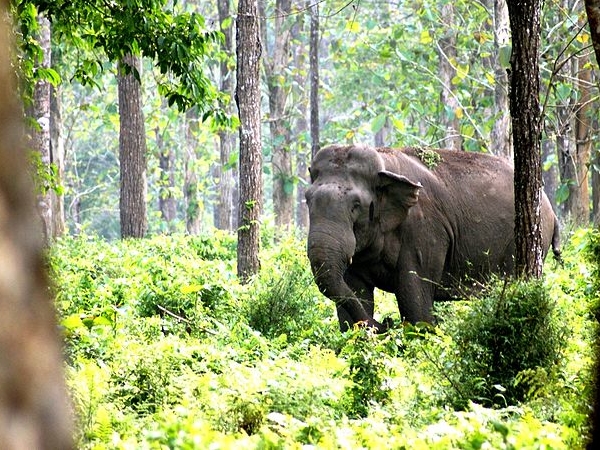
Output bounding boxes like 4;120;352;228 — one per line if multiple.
184;107;201;234
0;2;73;444
293;12;309;230
309;1;320;160
490;0;512;158
118;53;147;238
593;117;600;226
50;69;65;236
571;47;592;224
217;0;236;231
585;0;600;66
236;0;263;282
262;0;293;230
542;138;559;213
437;2;461;150
29;14;57;240
155;125;177;230
507;0;544;278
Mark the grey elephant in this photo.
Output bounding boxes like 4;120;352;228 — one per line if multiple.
305;144;560;332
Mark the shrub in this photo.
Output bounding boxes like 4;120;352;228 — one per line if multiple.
441;278;566;409
339;327;401;418
243;238;332;343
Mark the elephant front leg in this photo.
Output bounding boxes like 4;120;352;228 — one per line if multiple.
339;271;384;331
395;263;443;324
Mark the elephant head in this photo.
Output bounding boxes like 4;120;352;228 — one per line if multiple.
305;145;421;331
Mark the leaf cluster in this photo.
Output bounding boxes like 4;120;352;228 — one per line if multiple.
17;0;223;112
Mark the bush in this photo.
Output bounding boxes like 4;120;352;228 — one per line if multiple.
339;327;401;418
441;278;566;409
243;237;332;343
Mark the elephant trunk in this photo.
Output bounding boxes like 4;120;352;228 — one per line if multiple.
307;223;383;331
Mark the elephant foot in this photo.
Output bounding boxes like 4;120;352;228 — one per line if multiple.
355;317;392;334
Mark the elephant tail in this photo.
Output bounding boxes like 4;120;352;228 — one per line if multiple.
551;216;562;263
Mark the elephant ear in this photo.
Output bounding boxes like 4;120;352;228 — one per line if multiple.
376;171;422;232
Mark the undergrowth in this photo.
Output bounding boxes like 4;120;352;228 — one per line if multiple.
48;227;598;449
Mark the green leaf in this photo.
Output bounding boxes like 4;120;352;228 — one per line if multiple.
499;45;512;68
371;114;387;134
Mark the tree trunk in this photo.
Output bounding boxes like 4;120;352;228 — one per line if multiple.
585;0;600;66
490;0;512;158
184;107;201;234
118;53;147;238
0;2;73;444
309;1;320;160
262;0;293;230
216;0;237;231
155;125;177;230
293;12;309;230
29;14;57;240
236;0;263;282
571;47;592;224
437;3;461;150
50;68;65;236
507;0;544;278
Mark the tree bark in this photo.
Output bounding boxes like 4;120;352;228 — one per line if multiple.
571;47;592;224
184;107;201;234
0;3;73;445
216;0;237;231
309;1;320;160
29;14;62;240
49;67;65;237
118;53;147;238
262;0;293;230
236;0;263;282
437;3;461;150
584;0;600;225
507;0;544;278
155;124;177;229
490;0;512;158
585;0;600;66
293;12;309;230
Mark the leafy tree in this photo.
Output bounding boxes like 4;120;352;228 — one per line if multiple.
236;0;263;282
17;0;224;237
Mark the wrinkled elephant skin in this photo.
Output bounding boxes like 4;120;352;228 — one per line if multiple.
305;145;560;332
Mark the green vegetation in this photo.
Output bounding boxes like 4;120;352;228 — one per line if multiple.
49;228;598;448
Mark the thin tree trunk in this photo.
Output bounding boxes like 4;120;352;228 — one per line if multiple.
0;2;73;444
262;0;293;230
542;138;559;213
507;0;544;278
236;0;263;282
293;12;309;230
217;0;236;231
437;3;461;150
155;125;177;229
50;71;65;236
30;15;55;240
309;1;320;160
490;0;512;158
184;107;201;234
118;53;147;238
572;47;592;224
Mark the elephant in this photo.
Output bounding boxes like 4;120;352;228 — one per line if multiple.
305;144;561;332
